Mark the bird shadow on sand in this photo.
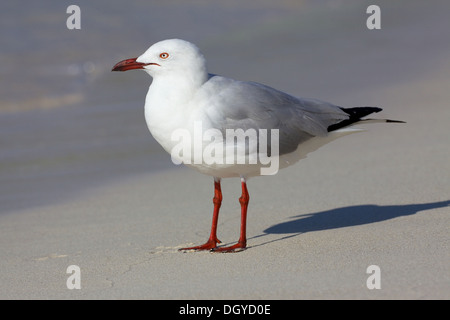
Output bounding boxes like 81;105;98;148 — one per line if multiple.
249;200;450;248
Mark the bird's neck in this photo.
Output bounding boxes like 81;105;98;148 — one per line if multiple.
144;70;208;152
147;70;208;106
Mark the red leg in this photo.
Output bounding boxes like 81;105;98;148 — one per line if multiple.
213;179;249;253
179;178;222;251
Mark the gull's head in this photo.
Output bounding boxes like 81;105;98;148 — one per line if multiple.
112;39;207;78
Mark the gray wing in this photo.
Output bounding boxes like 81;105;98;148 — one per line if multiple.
202;75;349;155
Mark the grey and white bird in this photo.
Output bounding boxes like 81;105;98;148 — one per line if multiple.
112;39;403;252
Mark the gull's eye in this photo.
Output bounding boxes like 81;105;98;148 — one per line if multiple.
159;52;169;59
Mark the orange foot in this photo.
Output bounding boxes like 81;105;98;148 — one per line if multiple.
212;240;247;253
179;238;221;251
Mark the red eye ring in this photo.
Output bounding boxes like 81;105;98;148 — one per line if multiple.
159;52;169;59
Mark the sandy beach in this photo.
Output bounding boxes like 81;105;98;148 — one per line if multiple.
0;1;449;299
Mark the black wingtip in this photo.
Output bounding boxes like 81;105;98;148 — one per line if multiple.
327;106;406;132
386;119;406;124
341;106;383;118
327;106;383;132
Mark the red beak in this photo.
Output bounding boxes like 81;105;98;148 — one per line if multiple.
112;57;155;72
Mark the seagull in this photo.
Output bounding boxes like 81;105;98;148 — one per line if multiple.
112;39;404;252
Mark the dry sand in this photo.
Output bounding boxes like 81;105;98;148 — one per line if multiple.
0;1;449;299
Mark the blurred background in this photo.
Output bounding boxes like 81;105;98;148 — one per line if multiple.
1;0;449;213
